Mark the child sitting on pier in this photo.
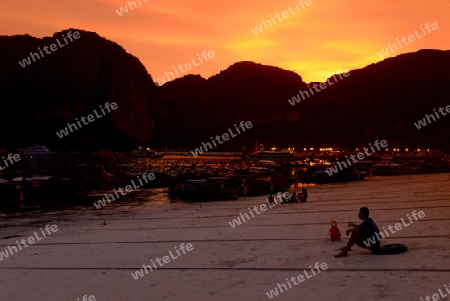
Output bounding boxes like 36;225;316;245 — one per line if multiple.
329;220;341;241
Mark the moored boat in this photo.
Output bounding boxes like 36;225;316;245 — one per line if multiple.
371;162;408;176
248;151;300;162
168;177;238;200
130;147;165;158
298;165;367;184
18;145;56;157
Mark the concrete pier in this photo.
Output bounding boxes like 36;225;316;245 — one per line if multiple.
0;173;449;300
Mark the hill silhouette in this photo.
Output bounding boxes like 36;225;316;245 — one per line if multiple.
0;29;158;151
0;29;449;151
156;50;450;151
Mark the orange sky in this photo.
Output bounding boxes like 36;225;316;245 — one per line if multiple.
2;0;449;83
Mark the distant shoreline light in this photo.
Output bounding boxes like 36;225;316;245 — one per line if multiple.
250;0;313;35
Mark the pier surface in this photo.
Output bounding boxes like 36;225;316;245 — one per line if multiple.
1;173;449;301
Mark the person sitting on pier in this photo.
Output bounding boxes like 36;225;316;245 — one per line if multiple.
280;191;290;204
335;207;380;257
289;192;297;203
300;188;308;202
266;193;276;205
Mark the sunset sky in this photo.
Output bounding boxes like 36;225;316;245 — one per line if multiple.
2;0;449;83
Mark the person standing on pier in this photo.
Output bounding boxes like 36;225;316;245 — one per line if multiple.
13;183;25;213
